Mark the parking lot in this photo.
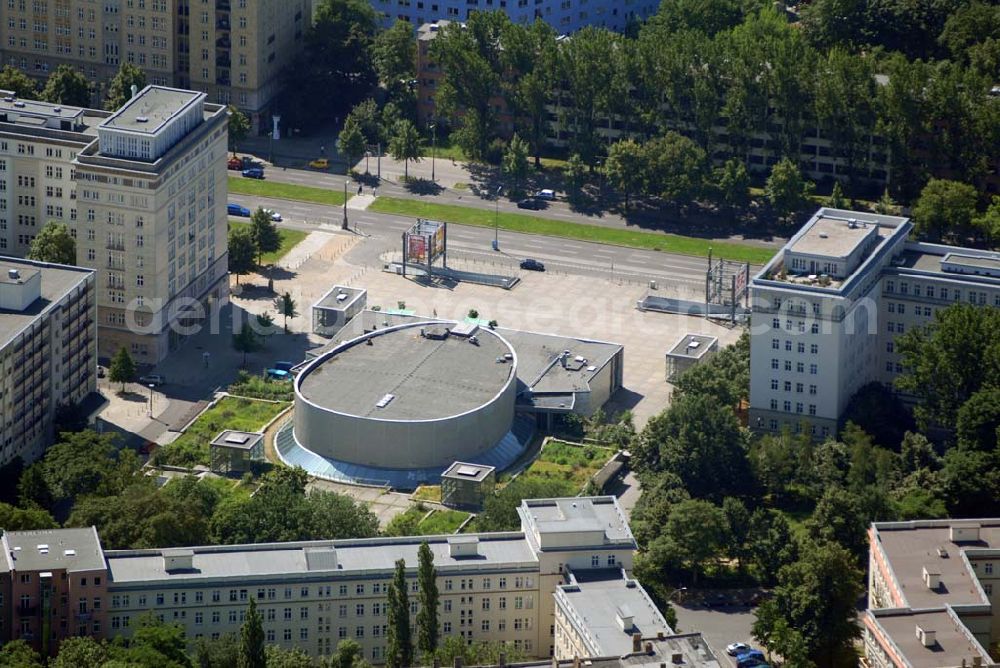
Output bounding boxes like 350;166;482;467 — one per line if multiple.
674;601;759;667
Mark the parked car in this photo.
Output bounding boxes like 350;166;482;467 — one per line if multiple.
262;208;282;222
273;361;294;372
266;368;291;380
516;197;543;210
241;167;265;179
309;158;330;169
535;189;556;201
726;643;750;657
139;374;165;386
736;650;766;668
227;156;243;170
227;203;251;217
520;258;545;271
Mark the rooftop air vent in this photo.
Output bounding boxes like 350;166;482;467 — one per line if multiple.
375;393;395;408
8;268;20;280
136;115;149;123
818;232;829;239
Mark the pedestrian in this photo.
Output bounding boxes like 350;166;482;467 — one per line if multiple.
373;187;378;197
358;184;363;196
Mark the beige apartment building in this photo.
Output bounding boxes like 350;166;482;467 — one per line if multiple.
0;497;720;665
0;257;96;466
72;85;229;362
0;85;229;363
866;519;1000;668
0;0;311;131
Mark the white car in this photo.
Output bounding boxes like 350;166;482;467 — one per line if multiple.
726;643;750;657
535;189;556;201
139;374;166;386
263;208;282;222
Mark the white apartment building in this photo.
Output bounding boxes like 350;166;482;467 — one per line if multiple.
866;519;1000;668
0;497;693;664
0;258;96;466
749;207;1000;437
0;85;229;364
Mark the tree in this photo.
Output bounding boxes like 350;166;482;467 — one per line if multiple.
765;157;813;220
386;559;413;668
722;496;751;571
563;153;588;198
104;62;147;111
714;158;750;213
118;612;191;667
51;637;110;668
41;64;91;106
828;180;846;209
194;633;239;668
0;501;57;531
109;346;137;392
873;188;897;215
330;639;368;668
805;486;867;561
501;134;530;197
26;221;76;265
912;178;979;241
264;646;315;668
633;393;752;501
238;598;265;668
0;66;38;99
895;303;1000;431
746;509;798;586
842;382;915;449
662;499;728;583
956;388;1000;452
274;292;298;333
752;540;863;668
228;226;256;285
373;19;416;91
228;106;251;155
643;132;708;204
477;477;576;532
339;118;367;173
0;639;43;668
389;119;422;179
604;139;646;212
276;0;378;132
232;323;262;367
249;208;281;267
973;195;1000;244
416;541;440;658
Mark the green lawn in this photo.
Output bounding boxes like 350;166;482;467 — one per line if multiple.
418;509;471;534
154;397;290;468
228;176;349;206
421;138;469;162
412;485;442;503
227;371;294;401
229;221;307;264
517;440;613;491
369;197;775;264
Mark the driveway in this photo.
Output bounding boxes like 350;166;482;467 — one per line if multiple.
673;602;758;667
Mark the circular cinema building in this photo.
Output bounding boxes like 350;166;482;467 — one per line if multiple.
280;321;525;485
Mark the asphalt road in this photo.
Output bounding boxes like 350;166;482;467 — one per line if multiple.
229;192;728;288
673;603;757;667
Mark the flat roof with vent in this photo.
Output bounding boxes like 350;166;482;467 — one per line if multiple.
1;527;104;572
667;334;718;359
100;86;203;134
297;322;514;421
868;608;992;668
442;461;495;482
209;430;263;451
787;215;878;258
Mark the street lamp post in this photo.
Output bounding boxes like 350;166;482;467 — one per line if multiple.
430;122;437;182
148;384;155;418
493;185;502;251
342;179;348;230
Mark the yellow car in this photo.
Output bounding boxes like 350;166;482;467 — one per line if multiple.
309;158;329;169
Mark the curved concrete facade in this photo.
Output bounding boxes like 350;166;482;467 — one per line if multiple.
293;322;518;470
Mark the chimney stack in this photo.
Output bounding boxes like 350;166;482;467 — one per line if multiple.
632;633;642;653
130;84;138;99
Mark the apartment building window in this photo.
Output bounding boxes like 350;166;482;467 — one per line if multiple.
783;381;791;392
796;342;805;353
356;626;364;638
772;338;779;350
267;609;275;622
284;629;292;641
795;402;803;414
808;405;816;416
810;323;819;334
810;344;818;354
796;383;803;393
284;608;292;621
285;588;292;599
784;340;792;351
772;318;779;329
267;630;275;642
783;401;791;412
339;627;347;639
771;379;779;390
356;604;364;616
987;563;994;575
444;600;452;612
784;361;792;371
301;628;309;640
339;605;347;618
482;598;490;611
809;364;818;374
301;607;308;620
499;577;507;589
770;399;778;410
229;611;237;623
339;585;347;596
443;622;452;633
771;359;779;370
194;612;203;625
482;578;491;589
499;597;506;610
301;587;309;598
809;385;817;395
212;611;220;624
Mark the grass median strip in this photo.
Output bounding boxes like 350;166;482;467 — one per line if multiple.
228;176;348;206
369;197;775;264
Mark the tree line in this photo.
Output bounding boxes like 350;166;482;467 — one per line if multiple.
418;0;998;205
